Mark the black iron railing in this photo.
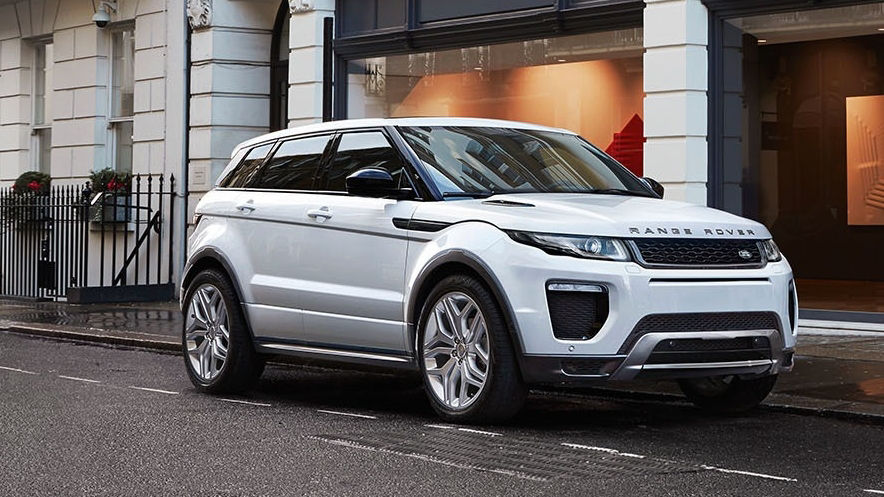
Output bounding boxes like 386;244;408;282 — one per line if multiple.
0;174;176;302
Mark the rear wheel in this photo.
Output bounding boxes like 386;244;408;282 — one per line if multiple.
182;268;264;393
678;374;777;414
417;274;526;423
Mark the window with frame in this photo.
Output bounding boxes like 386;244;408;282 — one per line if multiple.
255;135;332;190
220;143;274;188
108;26;135;173
32;41;53;174
324;132;404;192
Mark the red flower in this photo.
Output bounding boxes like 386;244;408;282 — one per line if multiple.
107;178;126;191
27;181;41;191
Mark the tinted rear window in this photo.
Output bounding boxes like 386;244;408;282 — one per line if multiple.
255;135;332;190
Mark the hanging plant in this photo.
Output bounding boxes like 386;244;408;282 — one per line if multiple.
88;168;134;223
88;168;133;197
12;171;51;195
2;171;52;226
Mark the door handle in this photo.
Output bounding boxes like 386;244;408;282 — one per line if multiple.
307;207;333;221
235;201;256;214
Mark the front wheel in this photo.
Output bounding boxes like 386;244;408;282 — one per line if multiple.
182;268;264;393
678;374;777;414
417;274;526;423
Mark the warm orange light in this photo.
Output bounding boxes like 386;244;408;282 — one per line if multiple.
392;59;644;156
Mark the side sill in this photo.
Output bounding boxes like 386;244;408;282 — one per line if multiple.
255;340;417;371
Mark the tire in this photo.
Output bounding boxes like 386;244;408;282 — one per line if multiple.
182;268;265;393
417;274;527;423
678;374;777;414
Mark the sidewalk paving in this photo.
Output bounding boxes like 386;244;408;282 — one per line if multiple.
0;298;881;420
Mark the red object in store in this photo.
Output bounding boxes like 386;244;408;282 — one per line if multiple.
605;114;644;177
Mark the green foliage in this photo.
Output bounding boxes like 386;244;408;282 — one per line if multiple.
89;168;133;195
12;171;51;195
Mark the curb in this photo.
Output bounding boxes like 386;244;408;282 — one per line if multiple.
2;323;179;354
3;322;881;424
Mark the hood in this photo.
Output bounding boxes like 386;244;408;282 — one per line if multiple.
411;193;771;239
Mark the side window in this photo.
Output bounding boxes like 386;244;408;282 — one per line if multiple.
325;132;404;192
255;135;331;190
220;143;273;188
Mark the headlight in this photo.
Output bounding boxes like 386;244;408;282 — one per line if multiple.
759;239;782;262
507;231;631;261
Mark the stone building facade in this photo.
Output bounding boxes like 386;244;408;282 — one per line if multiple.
0;0;880;311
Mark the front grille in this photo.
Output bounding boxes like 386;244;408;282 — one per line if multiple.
646;337;772;364
618;311;780;354
546;287;609;341
631;238;763;268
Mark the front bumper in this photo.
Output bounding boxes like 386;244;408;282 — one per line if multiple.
479;237;797;385
520;331;794;385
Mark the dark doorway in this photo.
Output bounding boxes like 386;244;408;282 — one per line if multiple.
270;1;289;132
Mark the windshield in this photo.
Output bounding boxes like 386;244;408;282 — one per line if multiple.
398;126;653;198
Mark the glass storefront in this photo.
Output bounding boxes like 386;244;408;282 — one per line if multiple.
722;3;884;312
345;28;646;176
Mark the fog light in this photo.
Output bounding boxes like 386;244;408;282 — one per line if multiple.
547;282;605;293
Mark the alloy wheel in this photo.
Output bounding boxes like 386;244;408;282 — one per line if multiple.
422;291;490;410
185;284;230;381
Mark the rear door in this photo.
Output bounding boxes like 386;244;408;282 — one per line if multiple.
232;133;335;341
297;130;418;354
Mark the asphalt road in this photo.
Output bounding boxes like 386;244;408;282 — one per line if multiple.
0;332;881;497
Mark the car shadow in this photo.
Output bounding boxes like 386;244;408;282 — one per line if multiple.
246;362;767;433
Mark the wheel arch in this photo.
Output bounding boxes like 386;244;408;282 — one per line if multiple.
181;247;257;342
407;250;526;362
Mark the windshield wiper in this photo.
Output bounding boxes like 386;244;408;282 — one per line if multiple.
589;188;656;198
442;191;496;199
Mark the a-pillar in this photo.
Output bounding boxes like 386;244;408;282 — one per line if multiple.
643;0;709;205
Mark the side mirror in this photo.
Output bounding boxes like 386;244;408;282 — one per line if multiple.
345;168;412;199
641;177;664;198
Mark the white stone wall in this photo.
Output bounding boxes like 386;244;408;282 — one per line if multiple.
0;2;38;183
287;0;334;128
0;0;181;185
643;0;709;205
187;0;278;197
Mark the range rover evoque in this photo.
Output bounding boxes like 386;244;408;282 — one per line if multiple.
181;118;797;422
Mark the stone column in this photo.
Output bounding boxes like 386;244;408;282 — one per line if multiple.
186;0;276;201
643;0;708;204
287;0;334;127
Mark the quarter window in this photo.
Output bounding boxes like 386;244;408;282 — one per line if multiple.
325;132;404;192
220;143;273;188
256;135;331;190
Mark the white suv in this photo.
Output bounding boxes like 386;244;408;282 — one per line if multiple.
181;118;797;422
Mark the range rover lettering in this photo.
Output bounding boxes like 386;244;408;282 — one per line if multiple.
181;118;797;423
